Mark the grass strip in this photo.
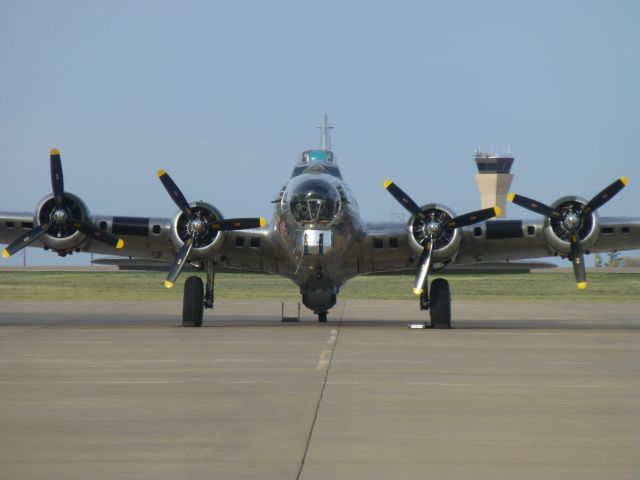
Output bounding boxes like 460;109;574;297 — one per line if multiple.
0;271;638;302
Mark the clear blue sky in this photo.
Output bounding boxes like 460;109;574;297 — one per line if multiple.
1;0;638;265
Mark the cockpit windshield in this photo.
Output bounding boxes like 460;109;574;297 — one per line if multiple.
302;150;334;163
290;149;343;179
288;179;341;223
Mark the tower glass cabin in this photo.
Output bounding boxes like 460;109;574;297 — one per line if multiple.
474;151;514;218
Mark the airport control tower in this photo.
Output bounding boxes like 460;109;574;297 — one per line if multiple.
474;150;514;218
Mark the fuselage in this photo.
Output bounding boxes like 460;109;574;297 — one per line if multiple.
272;149;364;313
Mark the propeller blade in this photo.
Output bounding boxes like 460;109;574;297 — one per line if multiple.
446;206;501;229
582;177;629;216
165;237;194;289
72;220;125;249
209;217;267;231
508;193;561;219
569;231;587;289
413;241;433;296
50;149;65;208
383;180;424;219
2;223;51;258
158;170;193;217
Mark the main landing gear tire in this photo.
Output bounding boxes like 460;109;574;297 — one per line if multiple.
429;278;451;329
182;276;204;327
317;311;328;323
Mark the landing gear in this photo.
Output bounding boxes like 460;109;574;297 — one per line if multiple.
418;278;451;329
181;260;215;327
204;259;215;309
317;311;328;323
182;276;204;327
429;278;451;329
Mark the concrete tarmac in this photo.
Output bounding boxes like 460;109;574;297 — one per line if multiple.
0;299;639;480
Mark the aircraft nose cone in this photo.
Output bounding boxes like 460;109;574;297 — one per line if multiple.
289;178;341;223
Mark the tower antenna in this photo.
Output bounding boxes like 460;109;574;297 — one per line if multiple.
318;114;333;151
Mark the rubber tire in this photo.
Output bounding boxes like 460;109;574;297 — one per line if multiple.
429;278;451;329
318;311;328;323
182;276;204;327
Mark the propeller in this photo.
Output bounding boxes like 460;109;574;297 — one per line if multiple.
157;169;266;288
2;149;125;259
384;180;500;296
509;176;628;289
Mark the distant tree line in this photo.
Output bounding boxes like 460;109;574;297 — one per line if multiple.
594;252;640;268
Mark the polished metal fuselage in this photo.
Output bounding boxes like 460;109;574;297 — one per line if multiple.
272;172;365;294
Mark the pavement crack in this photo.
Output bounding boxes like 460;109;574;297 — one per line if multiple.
296;301;345;480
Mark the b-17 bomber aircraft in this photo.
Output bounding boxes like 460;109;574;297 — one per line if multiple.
1;118;639;327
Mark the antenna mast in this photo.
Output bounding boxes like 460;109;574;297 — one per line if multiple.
319;114;333;151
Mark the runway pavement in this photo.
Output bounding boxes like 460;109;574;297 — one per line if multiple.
0;299;639;480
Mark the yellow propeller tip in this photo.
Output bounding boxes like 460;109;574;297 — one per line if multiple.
259;217;267;227
507;192;515;202
2;249;10;258
383;179;393;189
115;239;125;249
577;282;588;290
164;280;175;289
494;206;502;217
50;148;60;156
413;288;423;296
157;169;167;177
620;176;629;186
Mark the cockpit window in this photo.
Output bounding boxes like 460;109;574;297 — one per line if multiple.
291;149;343;179
289;179;341;223
291;164;343;179
301;150;334;163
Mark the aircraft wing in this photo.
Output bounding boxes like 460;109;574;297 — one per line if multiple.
0;211;276;274
0;212;175;260
360;217;640;274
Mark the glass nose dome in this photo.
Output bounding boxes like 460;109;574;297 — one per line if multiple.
288;179;341;223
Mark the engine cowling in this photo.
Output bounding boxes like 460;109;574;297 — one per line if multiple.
407;204;462;263
543;196;599;254
34;192;91;254
169;201;226;258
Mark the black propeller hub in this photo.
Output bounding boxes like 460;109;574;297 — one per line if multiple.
549;200;594;243
39;197;84;238
413;209;455;249
177;206;219;249
51;208;68;225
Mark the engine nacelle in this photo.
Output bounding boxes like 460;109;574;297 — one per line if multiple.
407;203;462;263
34;192;91;254
543;196;600;254
169;201;226;259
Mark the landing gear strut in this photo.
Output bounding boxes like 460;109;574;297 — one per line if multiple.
181;260;215;327
317;311;328;323
419;278;451;329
